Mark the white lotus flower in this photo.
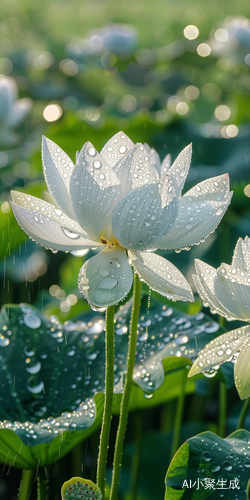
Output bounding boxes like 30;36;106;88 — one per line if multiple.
189;237;250;398
11;132;232;309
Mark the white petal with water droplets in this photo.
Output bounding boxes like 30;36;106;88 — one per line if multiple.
11;202;97;252
70;142;123;241
194;260;240;320
100;131;134;167
232;236;250;274
112;175;178;251
78;246;133;307
235;339;250;399
144;143;161;175
161;153;171;177
156;189;232;250
184;173;230;200
167;144;192;197
42;137;76;220
129;251;194;302
11;191;97;241
113;143;159;195
188;325;250;377
214;264;250;321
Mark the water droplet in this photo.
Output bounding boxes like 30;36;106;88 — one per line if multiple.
87;352;98;360
211;462;220;472
144;393;154;399
24;313;41;329
71;249;89;257
111;258;121;268
204;322;220;333
202;369;218;378
216;208;223;216
98;278;118;289
62;228;80;239
67;349;75;356
93;160;101;169
98;269;109;277
26;361;42;374
24;345;35;356
222;461;232;471
201;451;212;462
27;377;44;394
119;145;127;154
88;147;96;157
54;208;62;216
185;224;192;229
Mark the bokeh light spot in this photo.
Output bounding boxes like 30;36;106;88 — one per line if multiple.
214;105;231;121
43;104;62;122
176;102;189;115
197;43;211;57
184;85;200;100
214;29;229;42
184;25;199;40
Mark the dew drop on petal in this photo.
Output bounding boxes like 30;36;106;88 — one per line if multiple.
93;160;101;169
119;145;127;154
98;277;118;289
98;269;109;277
62;228;80;239
88;147;96;157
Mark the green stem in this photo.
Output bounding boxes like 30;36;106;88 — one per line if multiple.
237;397;250;430
130;412;142;500
96;305;115;497
170;369;186;458
247;477;250;500
218;382;227;437
110;272;142;500
18;469;35;500
37;468;49;500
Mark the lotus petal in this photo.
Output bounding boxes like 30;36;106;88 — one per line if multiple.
194;259;240;320
167;144;192;197
232;236;250;274
100;131;134;167
11;202;97;252
188;325;250;378
112;175;178;251
129;251;194;302
70;143;122;241
78;246;133;307
214;264;250;321
156;187;232;250
113;143;159;195
42;136;76;220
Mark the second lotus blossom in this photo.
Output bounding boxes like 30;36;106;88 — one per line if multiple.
11;131;232;308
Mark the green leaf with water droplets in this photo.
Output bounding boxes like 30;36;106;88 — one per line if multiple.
0;296;225;468
61;477;102;500
165;430;250;499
